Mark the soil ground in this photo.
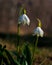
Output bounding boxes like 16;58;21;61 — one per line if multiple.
0;38;52;65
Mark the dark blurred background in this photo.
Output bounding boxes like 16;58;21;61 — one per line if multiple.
0;0;52;37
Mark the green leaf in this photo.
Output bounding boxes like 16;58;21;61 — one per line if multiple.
4;49;20;65
23;44;32;65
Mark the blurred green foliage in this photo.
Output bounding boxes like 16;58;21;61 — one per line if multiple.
0;43;32;65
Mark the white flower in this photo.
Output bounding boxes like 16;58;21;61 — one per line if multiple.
18;14;30;25
33;27;44;37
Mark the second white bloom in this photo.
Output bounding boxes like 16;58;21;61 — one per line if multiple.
33;27;44;37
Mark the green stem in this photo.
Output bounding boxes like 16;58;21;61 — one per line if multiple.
17;24;20;52
17;6;23;45
35;36;39;51
17;7;23;52
19;7;23;16
32;36;39;65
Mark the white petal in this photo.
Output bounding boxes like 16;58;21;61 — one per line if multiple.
18;14;30;25
23;14;30;25
38;27;44;37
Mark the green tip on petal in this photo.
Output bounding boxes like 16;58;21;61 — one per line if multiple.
24;9;26;14
37;18;42;27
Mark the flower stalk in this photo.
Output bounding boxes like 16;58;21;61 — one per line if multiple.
17;7;30;52
34;36;39;51
32;18;44;65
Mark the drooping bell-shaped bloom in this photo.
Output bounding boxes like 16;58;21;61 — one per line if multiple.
33;18;44;37
33;27;44;37
18;9;30;26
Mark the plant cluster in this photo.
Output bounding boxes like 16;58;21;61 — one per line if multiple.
1;6;51;65
0;43;32;65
